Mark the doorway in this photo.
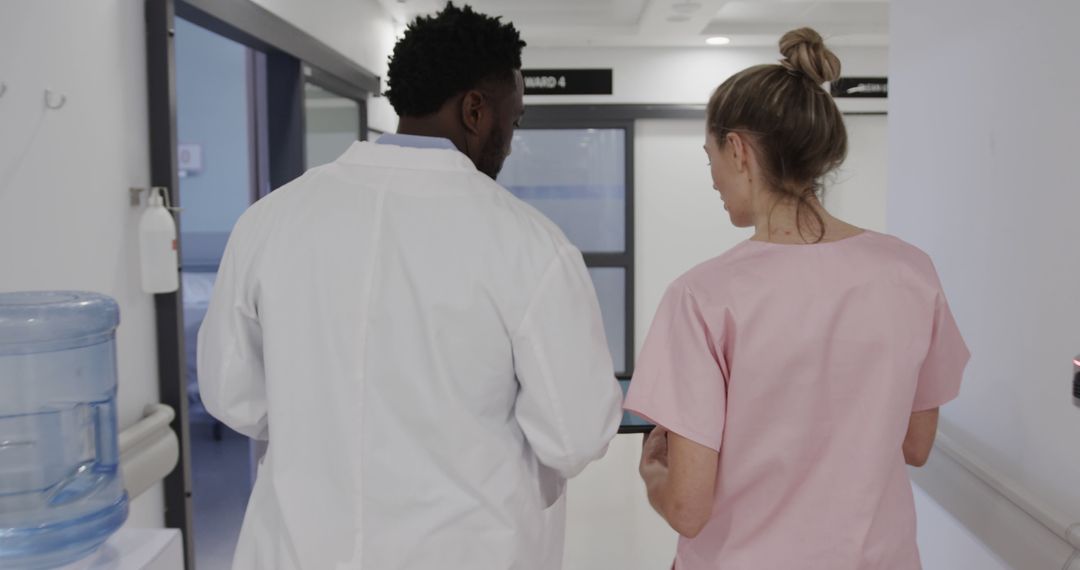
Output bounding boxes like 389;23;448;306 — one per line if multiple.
146;1;378;567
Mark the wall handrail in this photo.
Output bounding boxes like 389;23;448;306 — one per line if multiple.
119;403;179;500
934;430;1080;551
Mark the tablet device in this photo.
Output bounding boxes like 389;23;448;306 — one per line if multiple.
617;377;654;434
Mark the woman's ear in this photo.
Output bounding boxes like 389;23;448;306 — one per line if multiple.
727;132;750;174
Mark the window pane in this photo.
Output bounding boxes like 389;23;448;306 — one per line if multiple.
305;83;360;169
175;20;259;566
498;129;626;253
589;267;626;374
175;18;254;272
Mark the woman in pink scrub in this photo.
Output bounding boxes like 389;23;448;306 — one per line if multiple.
624;27;969;570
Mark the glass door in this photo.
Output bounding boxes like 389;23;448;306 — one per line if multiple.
303;81;363;168
496;119;645;431
174;17;260;570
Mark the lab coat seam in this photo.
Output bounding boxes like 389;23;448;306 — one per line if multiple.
351;184;387;564
522;334;575;474
227;208;262;322
509;244;569;339
512;245;578;467
201;210;267;437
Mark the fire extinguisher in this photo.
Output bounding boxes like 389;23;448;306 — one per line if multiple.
139;187;179;294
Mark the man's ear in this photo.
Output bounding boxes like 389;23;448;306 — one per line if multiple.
460;90;487;136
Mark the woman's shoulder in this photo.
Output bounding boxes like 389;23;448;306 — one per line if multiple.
857;231;940;276
667;241;762;297
670;231;943;298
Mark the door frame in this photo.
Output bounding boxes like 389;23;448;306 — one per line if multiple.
517;109;637;383
145;1;379;566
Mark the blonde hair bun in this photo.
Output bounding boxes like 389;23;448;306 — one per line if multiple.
779;27;841;85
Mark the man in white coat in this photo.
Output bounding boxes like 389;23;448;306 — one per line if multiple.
197;3;623;569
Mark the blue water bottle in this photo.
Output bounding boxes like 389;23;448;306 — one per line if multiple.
0;292;129;568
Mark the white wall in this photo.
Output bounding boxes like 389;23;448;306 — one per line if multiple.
912;483;1011;570
524;45;888;112
0;0;164;527
911;450;1074;569
251;0;400;132
890;0;1080;566
0;0;399;533
635;114;889;341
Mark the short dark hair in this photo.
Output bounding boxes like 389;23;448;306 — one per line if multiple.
385;3;526;117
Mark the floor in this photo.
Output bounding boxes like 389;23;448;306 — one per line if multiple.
189;415;252;570
180;419;995;570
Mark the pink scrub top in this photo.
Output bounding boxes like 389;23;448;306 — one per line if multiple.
625;231;969;570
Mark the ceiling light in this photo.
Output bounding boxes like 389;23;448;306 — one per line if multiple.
671;2;703;14
706;36;731;46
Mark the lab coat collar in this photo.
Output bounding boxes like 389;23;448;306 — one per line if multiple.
334;141;477;174
374;133;456;151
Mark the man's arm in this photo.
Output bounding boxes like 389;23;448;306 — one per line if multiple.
512;245;623;478
197;222;268;440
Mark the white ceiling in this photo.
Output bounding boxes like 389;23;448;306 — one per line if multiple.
375;0;889;48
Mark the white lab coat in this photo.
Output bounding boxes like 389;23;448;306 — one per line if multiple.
197;141;623;570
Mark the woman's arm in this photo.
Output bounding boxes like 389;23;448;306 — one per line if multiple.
640;426;719;538
903;408;939;467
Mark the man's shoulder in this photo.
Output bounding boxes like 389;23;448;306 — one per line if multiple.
488;181;572;247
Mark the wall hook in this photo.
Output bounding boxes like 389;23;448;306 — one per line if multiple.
44;89;67;110
130;187;146;207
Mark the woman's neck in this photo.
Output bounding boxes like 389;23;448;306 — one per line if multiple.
750;195;862;244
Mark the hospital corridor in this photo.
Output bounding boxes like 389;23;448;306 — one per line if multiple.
1;0;1078;569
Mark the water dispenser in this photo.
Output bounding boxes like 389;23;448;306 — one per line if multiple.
0;291;128;568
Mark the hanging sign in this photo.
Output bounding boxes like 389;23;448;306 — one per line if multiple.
831;77;888;98
522;69;613;95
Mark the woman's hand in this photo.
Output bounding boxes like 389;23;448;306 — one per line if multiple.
640;426;671;518
639;425;719;539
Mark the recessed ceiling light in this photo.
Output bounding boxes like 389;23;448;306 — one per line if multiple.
671;2;703;14
706;36;731;46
